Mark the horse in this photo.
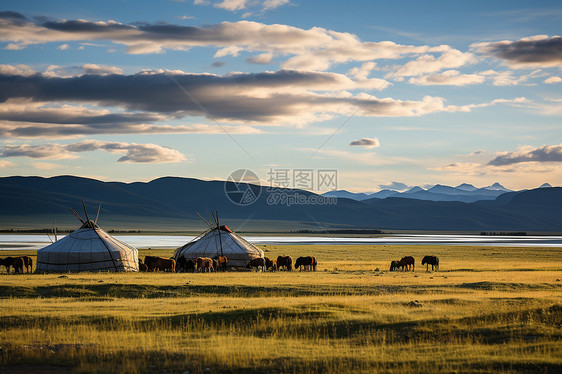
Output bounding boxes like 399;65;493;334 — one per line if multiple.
390;260;400;271
422;256;439;271
176;257;196;273
21;256;33;273
212;256;228;272
399;256;415;271
295;256;317;271
145;256;176;272
264;257;276;271
276;255;293;271
196;257;214;273
1;257;24;274
138;259;148;272
247;258;266;271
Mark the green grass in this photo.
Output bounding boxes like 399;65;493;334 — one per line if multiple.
1;245;561;373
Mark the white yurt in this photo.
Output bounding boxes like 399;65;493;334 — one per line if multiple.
174;223;263;267
36;206;138;273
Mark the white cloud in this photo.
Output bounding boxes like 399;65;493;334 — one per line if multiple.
82;64;123;75
544;76;562;84
0;160;14;168
409;70;485;86
0;140;189;163
57;43;70;50
391;48;477;77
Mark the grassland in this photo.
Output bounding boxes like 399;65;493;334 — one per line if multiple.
1;244;561;373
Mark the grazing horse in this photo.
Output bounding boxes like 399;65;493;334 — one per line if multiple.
276;255;293;271
264;257;276;271
212;256;228;272
399;256;415;271
176;257;196;273
138;259;148;272
422;256;439;271
20;256;33;273
145;256;176;272
196;257;214;273
390;260;400;271
295;256;317;271
1;256;24;274
247;257;266;271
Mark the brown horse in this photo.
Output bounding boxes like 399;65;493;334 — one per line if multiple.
295;256;317;271
145;256;176;272
247;257;266;271
196;257;214;273
138;259;148;272
264;257;277;271
390;260;400;271
1;257;25;274
399;256;415;271
212;256;228;272
422;256;439;271
21;256;33;273
276;255;293;271
176;257;196;272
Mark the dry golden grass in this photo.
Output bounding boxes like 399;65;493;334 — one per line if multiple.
0;244;561;373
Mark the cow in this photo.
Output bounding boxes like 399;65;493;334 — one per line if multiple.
422;256;439;271
295;256;317;271
196;257;214;273
399;256;415;271
276;255;293;271
390;260;401;271
144;256;176;272
247;257;266;271
264;257;276;271
176;257;196;272
212;256;228;272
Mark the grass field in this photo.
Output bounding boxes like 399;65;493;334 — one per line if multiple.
1;244;561;373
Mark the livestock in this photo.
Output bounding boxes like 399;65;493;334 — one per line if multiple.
1;257;24;274
399;256;415;271
176;257;196;272
145;256;176;272
276;255;293;271
295;256;317;271
422;256;439;271
247;257;266;271
264;257;276;271
390;260;401;271
213;256;228;272
20;256;33;273
196;257;214;273
138;259;148;272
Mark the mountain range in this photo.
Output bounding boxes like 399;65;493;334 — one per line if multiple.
0;175;560;231
323;182;553;203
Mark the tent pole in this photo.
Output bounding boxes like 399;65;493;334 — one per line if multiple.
217;211;224;257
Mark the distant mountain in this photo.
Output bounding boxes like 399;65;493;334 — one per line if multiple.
1;176;560;231
539;183;552;188
404;186;424;194
368;189;399;199
484;182;512;192
321;190;373;200
456;183;478;192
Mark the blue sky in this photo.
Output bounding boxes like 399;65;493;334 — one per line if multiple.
0;0;561;192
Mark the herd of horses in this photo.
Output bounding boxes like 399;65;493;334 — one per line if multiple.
1;254;438;274
390;255;439;271
139;255;318;273
0;256;33;274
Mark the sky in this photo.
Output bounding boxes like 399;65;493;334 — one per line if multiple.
0;0;561;192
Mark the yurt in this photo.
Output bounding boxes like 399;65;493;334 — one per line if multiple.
174;215;263;267
36;205;139;273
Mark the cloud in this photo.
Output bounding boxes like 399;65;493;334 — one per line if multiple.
488;144;562;166
391;48;477;77
246;52;273;64
409;70;485;86
31;162;63;170
81;63;123;75
0;140;189;163
57;43;70;50
0;160;14;168
473;35;562;68
378;181;409;191
349;137;380;148
196;0;290;13
212;61;226;67
544;76;561;84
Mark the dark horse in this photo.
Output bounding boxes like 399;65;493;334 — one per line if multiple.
276;256;293;271
295;256;317;271
175;257;196;272
390;260;400;271
422;256;439;271
399;256;415;271
1;257;24;274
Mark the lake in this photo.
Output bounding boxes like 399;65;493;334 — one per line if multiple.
1;233;562;250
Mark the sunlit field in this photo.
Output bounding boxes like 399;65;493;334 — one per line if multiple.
1;245;561;373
